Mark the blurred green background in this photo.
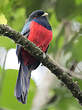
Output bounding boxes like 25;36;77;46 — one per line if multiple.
0;0;82;110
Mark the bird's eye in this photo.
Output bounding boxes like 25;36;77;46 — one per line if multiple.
36;12;44;17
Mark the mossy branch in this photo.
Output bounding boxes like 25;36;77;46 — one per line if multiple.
0;24;82;105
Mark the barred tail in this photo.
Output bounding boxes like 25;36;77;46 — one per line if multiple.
15;64;31;104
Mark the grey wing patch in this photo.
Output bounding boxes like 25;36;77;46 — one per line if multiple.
21;21;31;38
16;21;31;63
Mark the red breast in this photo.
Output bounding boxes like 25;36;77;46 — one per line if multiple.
28;21;52;52
22;21;52;65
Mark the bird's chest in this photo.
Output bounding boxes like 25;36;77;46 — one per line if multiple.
28;21;52;52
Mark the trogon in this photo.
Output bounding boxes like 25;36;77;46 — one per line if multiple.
15;10;52;104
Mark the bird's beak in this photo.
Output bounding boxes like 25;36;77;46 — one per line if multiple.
42;12;48;16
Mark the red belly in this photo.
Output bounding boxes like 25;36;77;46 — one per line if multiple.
22;21;52;65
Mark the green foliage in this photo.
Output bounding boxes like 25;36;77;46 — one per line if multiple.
55;0;76;20
0;69;36;110
71;36;82;61
0;37;16;50
55;0;82;22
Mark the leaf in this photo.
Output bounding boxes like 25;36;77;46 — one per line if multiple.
0;37;16;50
0;14;7;24
0;69;36;110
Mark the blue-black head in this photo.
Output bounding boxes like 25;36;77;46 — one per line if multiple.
28;10;51;30
29;10;48;21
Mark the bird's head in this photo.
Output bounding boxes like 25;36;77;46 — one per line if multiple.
29;10;48;21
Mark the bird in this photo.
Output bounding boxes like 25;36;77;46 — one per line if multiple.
15;10;52;104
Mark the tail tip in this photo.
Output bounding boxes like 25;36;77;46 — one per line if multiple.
15;90;27;104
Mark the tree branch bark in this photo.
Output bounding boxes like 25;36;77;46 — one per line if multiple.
0;24;82;105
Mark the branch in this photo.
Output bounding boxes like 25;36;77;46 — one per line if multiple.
0;24;82;105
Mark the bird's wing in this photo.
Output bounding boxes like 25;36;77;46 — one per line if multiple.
21;21;31;38
16;21;31;63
